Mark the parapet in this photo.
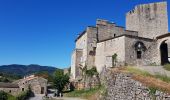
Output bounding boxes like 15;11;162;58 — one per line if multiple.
126;1;167;16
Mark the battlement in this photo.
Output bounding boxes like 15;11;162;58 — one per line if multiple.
126;1;167;16
126;1;168;39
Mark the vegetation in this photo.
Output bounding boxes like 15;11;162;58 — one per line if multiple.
0;91;19;100
86;67;100;89
0;64;57;77
0;72;22;82
16;89;33;100
112;53;117;67
0;91;8;100
65;86;105;99
35;71;54;82
164;64;170;71
125;67;170;83
53;69;70;92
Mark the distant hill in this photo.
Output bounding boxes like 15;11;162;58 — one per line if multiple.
0;64;58;77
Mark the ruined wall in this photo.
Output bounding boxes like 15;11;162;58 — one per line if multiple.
95;36;126;72
126;2;168;39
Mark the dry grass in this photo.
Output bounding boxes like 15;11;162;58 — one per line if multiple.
113;66;170;94
132;74;170;94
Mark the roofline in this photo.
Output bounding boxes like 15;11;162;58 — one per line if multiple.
75;30;86;42
98;34;154;43
156;33;170;39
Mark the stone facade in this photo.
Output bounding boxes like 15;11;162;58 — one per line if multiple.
71;1;170;80
126;2;168;39
0;83;20;96
0;75;47;96
17;75;47;94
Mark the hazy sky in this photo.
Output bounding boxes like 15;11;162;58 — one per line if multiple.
0;0;169;68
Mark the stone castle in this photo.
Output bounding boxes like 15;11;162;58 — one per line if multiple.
71;1;170;80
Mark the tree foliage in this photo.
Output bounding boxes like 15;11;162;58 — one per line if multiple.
0;91;8;100
86;67;98;77
53;69;69;92
112;53;117;67
35;71;53;82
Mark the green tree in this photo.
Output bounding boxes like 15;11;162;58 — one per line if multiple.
53;69;69;92
112;53;117;67
0;91;8;100
86;67;99;89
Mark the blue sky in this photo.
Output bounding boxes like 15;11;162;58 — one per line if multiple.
0;0;169;68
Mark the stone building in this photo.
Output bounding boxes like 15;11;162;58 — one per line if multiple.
17;75;47;94
0;75;47;96
71;1;170;80
0;83;20;95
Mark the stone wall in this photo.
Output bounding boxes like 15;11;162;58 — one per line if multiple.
124;35;156;66
96;19;138;42
86;26;98;69
126;2;168;39
100;68;170;100
18;77;47;94
0;88;20;96
71;49;83;79
95;36;126;72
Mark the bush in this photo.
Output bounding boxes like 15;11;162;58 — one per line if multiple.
0;91;8;100
164;64;170;71
16;88;33;100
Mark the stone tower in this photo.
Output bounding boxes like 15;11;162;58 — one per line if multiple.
126;2;168;39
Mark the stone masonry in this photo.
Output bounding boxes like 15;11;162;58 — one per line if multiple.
100;67;170;100
71;1;170;80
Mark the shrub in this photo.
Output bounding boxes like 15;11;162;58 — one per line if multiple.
0;91;8;100
16;88;33;100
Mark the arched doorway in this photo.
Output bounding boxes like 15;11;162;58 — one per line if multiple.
160;41;169;65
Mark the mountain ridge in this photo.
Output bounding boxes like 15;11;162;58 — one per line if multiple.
0;64;58;77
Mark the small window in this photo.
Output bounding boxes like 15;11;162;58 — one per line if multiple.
137;51;142;59
9;90;11;93
22;88;24;91
114;34;116;37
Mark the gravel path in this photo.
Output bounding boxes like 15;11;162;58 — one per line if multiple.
136;66;170;77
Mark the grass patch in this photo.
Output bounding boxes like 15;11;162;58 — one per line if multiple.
164;64;170;71
125;67;170;83
64;86;105;99
154;73;170;83
125;67;152;77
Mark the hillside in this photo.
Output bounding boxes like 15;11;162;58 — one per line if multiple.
0;64;58;77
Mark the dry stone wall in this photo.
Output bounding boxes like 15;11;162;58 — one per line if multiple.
100;67;170;100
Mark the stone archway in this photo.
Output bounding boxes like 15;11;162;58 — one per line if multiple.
160;40;169;65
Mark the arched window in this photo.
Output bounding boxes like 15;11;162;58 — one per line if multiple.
134;41;146;59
